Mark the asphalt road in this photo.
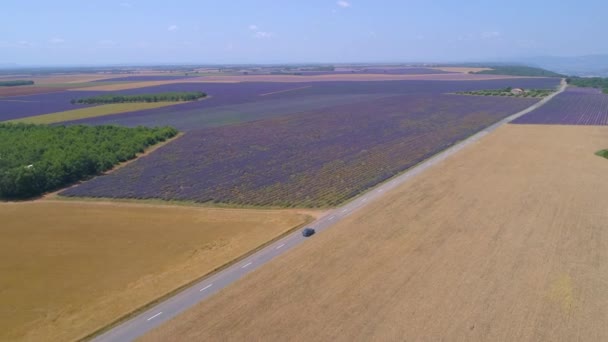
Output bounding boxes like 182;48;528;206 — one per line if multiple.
91;80;567;342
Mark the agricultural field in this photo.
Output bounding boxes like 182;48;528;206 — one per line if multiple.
143;124;608;342
8;102;180;124
0;90;104;121
90;75;198;82
0;124;177;199
61;93;540;207
0;86;68;98
0;201;312;342
512;87;608;125
64;78;560;130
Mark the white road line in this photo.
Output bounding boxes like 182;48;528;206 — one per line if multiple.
276;243;285;249
241;262;252;268
147;312;162;321
341;209;348;213
199;284;213;292
328;216;335;220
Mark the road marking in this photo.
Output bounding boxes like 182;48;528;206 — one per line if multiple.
362;198;368;202
241;262;252;268
276;243;285;249
341;209;349;213
199;284;213;292
328;215;335;220
147;312;162;321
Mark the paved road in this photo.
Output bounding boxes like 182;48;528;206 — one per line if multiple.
92;80;567;342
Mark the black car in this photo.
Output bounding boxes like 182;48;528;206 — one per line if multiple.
302;227;315;237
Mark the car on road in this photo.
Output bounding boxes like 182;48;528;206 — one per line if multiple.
302;227;315;237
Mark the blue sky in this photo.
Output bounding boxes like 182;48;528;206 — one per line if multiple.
1;0;607;65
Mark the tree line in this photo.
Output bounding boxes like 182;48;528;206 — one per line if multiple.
566;77;608;94
0;123;178;199
71;91;206;104
473;66;564;77
0;80;34;87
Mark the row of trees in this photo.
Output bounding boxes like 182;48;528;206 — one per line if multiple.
71;91;206;104
473;66;564;77
0;123;178;199
0;80;34;87
457;88;553;98
566;77;608;94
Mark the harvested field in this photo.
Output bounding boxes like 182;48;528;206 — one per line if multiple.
143;124;608;342
0;86;67;98
61;93;539;206
512;87;608;125
8;102;179;124
0;201;312;342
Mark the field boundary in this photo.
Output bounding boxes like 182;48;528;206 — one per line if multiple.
41;133;184;201
79;214;314;342
313;78;567;209
90;78;567;342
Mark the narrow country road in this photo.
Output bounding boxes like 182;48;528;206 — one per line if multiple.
91;79;567;342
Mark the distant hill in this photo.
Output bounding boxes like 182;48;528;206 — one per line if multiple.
523;55;608;77
473;65;564;77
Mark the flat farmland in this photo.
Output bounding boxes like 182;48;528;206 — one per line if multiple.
143;124;608;342
0;201;312;342
66;78;560;130
0;90;104;121
8;102;180;124
512;87;608;125
0;86;68;98
61;93;539;206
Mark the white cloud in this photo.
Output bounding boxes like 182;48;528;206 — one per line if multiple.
120;2;132;8
337;1;351;8
168;25;179;32
254;31;274;39
481;31;501;39
49;37;65;44
249;24;258;31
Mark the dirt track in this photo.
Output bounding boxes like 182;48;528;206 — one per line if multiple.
144;124;608;341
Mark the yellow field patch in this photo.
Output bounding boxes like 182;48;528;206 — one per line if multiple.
70;80;187;91
9;102;177;124
431;66;494;73
144;124;608;342
0;201;312;342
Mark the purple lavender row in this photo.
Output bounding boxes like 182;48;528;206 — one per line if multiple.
512;87;608;126
64;78;560;130
61;93;539;207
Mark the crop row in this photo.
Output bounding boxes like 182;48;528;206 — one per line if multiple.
512;87;608;125
61;93;539;207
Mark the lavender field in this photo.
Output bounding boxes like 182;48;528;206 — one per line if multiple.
0;90;104;121
65;78;560;130
61;93;539;207
512;87;608;125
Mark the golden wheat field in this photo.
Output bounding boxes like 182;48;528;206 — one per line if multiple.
0;201;311;341
144;124;608;342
